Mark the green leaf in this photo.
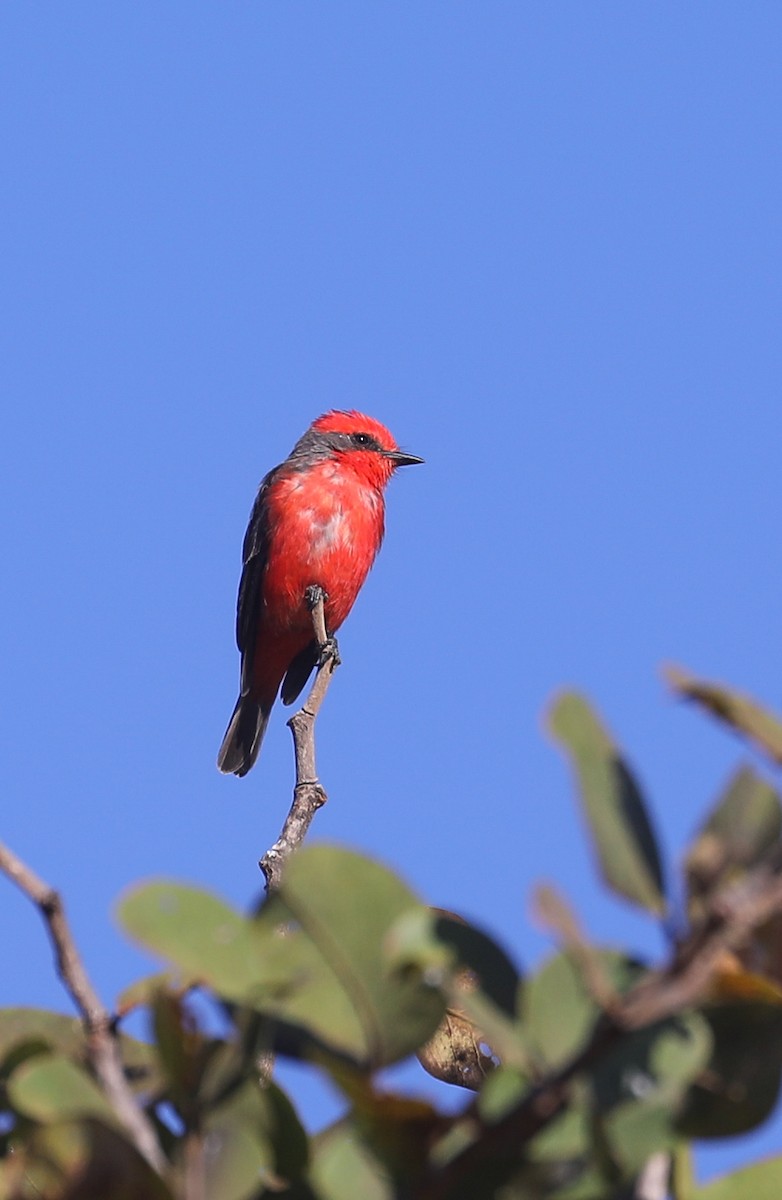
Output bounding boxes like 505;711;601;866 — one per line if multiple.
522;1099;605;1200
677;1002;782;1137
548;693;666;915
686;767;782;907
151;990;210;1118
253;845;445;1067
429;912;521;1016
592;1012;712;1177
7;1054;118;1128
477;1066;530;1124
594;1010;712;1112
699;767;781;862
311;1118;393;1200
203;1084;276;1200
116;882;286;1004
201;1077;309;1199
118;851;444;1068
203;1123;278;1200
260;1081;310;1183
665;664;782;765
693;1156;782;1200
0;1008;159;1095
523;951;642;1070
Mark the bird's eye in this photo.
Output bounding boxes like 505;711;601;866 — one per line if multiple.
351;432;373;447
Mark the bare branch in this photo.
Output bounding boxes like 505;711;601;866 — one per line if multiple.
260;587;339;890
0;841;165;1175
621;863;782;1028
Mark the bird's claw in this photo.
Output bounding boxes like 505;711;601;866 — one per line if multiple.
318;635;341;668
305;584;328;610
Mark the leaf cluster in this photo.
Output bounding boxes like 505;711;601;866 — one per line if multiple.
2;668;782;1198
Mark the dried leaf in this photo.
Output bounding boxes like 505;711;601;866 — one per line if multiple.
665;664;782;764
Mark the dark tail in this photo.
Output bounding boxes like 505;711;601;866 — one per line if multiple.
217;695;271;777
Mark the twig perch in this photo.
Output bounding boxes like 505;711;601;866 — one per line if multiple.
0;841;165;1174
260;586;340;890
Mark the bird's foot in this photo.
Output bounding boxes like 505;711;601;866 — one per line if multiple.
305;584;328;610
318;635;341;668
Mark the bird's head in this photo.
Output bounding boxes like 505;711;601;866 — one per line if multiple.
299;409;424;489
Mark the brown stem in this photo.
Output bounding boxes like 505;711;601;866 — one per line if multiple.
259;588;339;890
0;841;165;1174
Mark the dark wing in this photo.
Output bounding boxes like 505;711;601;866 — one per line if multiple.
235;467;278;697
280;639;319;705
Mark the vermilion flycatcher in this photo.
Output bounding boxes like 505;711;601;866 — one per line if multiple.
217;410;423;776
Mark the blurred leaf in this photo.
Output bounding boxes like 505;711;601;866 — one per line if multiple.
709;952;782;1005
671;1143;697;1200
429;911;521;1016
117;882;286;1004
0;1008;158;1095
0;1121;91;1199
310;1118;394;1200
119;852;444;1069
548;693;666;915
345;1086;442;1185
665;664;782;765
203;1084;277;1200
0;1009;90;1066
418;1000;496;1090
387;907;528;1076
587;1014;711;1178
253;845;445;1067
686;767;782;910
261;1081;310;1183
523;951;642;1071
196;1036;250;1110
117;971;194;1016
533;884;622;1014
8;1054;119;1128
522;1099;602;1200
693;1156;782;1200
677;1002;782;1137
447;985;529;1073
199;1075;313;1199
62;1119;174;1200
151;990;209;1120
594;1010;712;1113
477;1066;530;1124
203;1124;280;1200
0;1036;52;1082
697;767;781;864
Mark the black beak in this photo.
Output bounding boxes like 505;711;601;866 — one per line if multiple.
384;450;425;467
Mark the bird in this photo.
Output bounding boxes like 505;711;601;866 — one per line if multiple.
217;410;423;776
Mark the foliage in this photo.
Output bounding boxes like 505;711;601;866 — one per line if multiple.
3;669;782;1197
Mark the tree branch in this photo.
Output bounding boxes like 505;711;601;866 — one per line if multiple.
0;841;165;1174
420;858;782;1199
259;586;339;890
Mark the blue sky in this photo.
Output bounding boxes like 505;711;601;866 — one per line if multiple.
2;3;782;1183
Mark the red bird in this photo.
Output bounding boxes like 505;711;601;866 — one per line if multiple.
217;410;423;776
